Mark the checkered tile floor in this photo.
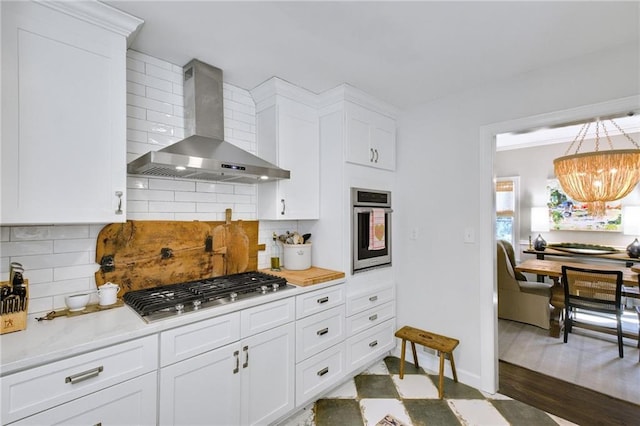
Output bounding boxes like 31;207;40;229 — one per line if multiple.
278;356;576;426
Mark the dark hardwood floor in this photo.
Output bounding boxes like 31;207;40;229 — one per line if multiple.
499;360;640;425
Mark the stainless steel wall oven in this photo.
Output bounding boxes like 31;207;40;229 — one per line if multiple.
352;188;392;274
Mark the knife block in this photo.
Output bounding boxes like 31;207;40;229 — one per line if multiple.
1;279;28;335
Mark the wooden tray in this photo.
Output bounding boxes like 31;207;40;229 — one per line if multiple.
35;299;124;321
260;267;345;286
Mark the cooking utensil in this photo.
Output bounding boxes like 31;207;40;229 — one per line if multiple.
302;233;311;243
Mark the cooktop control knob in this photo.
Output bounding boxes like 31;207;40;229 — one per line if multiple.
272;283;280;291
230;292;238;301
193;300;202;309
260;285;268;294
175;303;184;313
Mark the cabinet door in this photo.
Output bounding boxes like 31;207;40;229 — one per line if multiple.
345;102;396;171
241;322;295;426
11;373;157;426
1;2;128;224
159;342;241;426
257;98;319;220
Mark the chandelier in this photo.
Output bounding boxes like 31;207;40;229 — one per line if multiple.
553;118;640;216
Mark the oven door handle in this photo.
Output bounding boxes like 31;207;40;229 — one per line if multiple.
353;207;393;214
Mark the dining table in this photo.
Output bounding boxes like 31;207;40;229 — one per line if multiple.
514;259;639;338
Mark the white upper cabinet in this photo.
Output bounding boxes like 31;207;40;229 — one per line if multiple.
345;102;396;171
1;1;142;224
252;78;320;220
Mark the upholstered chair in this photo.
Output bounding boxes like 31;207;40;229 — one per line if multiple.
497;240;553;329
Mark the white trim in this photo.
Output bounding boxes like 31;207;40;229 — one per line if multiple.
479;95;640;394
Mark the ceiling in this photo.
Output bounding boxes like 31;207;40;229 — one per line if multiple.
106;1;640;111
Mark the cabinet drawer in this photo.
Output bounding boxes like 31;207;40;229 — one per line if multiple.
241;297;295;338
295;342;346;407
161;312;241;367
346;301;395;337
1;335;157;424
296;305;345;362
346;319;396;372
296;285;345;319
11;372;157;426
346;285;394;316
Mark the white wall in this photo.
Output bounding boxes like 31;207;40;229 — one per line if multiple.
394;41;639;392
0;51;297;315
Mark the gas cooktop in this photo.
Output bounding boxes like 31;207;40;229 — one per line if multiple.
123;271;293;323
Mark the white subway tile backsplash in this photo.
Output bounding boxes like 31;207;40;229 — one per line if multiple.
149;201;196;213
127;176;150;189
146;109;184;127
128;69;173;92
0;241;53;257
195;203;228;213
127;105;146;119
196;182;235;194
128;188;175;202
127;80;145;96
54;238;95;254
217;193;252;204
174;212;221;221
233;185;257;196
173;82;183;96
127;50;174;70
1;227;9;242
126;200;150;212
127;128;147;143
126;56;145;73
53;264;100;281
14;252;90;270
11;226;52;240
128;93;173;114
145;62;182;84
50;225;90;240
175;191;217;202
146;86;184;106
149;178;196;192
127;141;154;156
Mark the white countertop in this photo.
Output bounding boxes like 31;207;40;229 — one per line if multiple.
0;278;345;376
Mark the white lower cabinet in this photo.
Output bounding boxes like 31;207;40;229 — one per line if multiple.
159;298;296;426
1;335;158;425
11;372;157;426
294;283;346;407
345;284;396;373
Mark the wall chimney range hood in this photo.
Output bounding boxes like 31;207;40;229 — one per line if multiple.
127;59;290;183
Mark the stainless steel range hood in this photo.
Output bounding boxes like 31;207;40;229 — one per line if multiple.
127;59;290;183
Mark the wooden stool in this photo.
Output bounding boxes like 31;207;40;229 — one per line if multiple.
394;325;459;399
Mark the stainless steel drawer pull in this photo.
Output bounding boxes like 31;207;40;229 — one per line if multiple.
317;297;329;304
317;367;329;377
369;296;378;302
369;314;378;321
369;340;378;348
317;327;329;336
243;345;249;368
65;366;104;384
233;350;239;374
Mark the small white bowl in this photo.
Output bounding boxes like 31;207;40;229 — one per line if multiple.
65;294;90;312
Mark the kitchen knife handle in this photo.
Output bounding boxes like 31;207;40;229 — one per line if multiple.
280;199;286;216
65;366;103;384
233;350;239;374
317;327;329;336
243;345;249;368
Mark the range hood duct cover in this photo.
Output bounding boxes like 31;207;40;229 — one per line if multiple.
127;59;290;184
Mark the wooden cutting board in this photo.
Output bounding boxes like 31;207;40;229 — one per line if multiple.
260;267;345;286
95;210;261;296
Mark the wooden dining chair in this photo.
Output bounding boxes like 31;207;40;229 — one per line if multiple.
561;265;624;358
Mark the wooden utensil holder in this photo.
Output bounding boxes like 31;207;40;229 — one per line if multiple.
1;279;29;335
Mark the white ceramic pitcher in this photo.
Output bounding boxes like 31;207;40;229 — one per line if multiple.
98;282;120;306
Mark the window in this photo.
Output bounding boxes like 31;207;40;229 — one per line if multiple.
496;177;520;250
